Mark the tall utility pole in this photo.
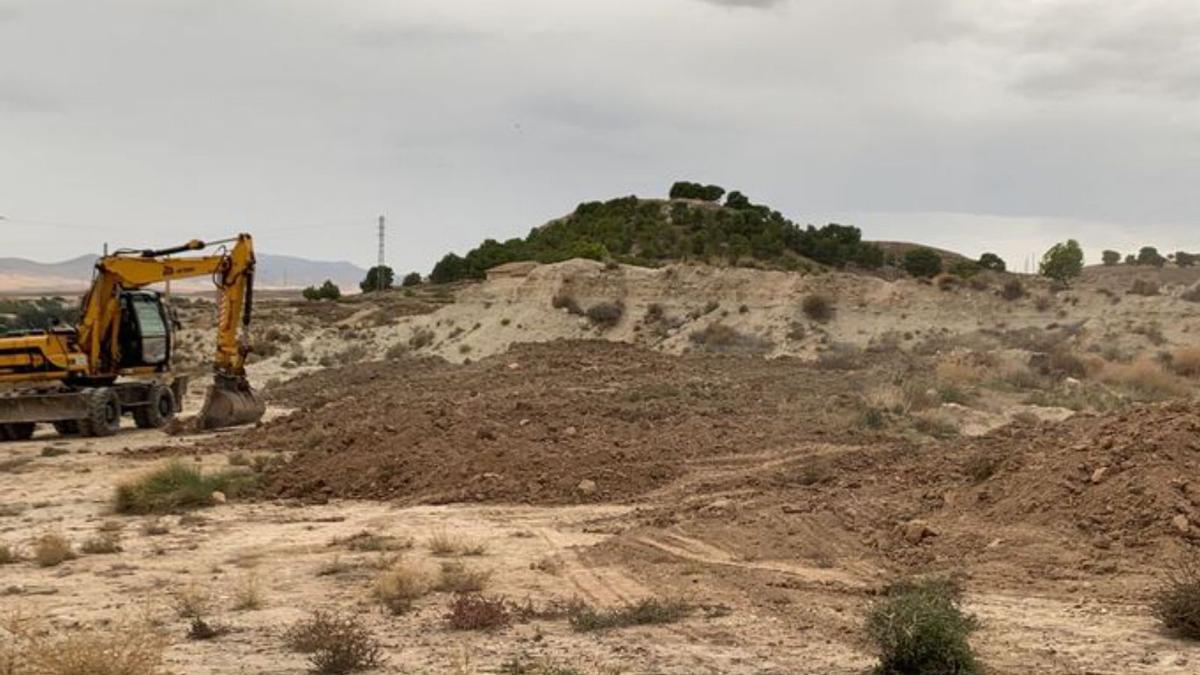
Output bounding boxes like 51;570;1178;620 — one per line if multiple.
377;215;386;292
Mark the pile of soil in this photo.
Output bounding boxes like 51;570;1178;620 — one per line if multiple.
217;341;900;505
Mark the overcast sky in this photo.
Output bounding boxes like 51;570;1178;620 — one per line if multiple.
2;0;1198;273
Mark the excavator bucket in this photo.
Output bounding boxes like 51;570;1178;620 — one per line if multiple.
196;375;266;430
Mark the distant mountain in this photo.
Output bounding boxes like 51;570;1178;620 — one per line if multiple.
0;253;366;293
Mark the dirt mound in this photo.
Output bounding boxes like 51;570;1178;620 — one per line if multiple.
211;341;897;505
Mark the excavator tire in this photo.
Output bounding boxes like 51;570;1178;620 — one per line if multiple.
79;387;122;437
53;420;81;436
0;423;35;441
133;385;176;429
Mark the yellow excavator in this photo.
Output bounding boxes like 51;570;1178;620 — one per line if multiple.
0;234;266;439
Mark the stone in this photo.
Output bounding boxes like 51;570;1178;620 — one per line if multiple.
576;479;597;496
1091;467;1108;484
1172;514;1190;534
211;491;227;505
902;520;936;545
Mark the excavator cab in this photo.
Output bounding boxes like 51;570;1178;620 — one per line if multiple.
117;290;172;369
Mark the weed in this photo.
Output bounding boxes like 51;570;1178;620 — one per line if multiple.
801;294;835;322
80;533;122;555
373;561;432;614
408;328;435;349
866;578;981;675
1034;295;1052;312
1129;278;1160;296
316;556;352;577
32;533;75;567
186;616;230;641
445;594;511;631
1153;555;1200;640
500;654;588;675
568;598;690;632
688;323;772;354
335;531;413;552
284;610;384;674
227;452;251;467
913;412;959;439
384;342;409;360
140;519;170;536
436;561;492;593
963;453;1002;483
5;618;168;675
172;584;212;619
427;530;486;557
1000;278;1025;301
816;343;866;370
1102;359;1190;400
1172;347;1200;378
551;293;583;315
114;461;256;514
231;572;265;611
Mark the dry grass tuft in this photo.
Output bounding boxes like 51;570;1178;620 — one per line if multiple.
231;572;265;611
171;584;213;620
801;294;835;323
1153;555;1200;640
3;618;168;675
0;543;21;565
373;561;433;615
568;598;690;632
114;461;256;514
427;530;487;557
435;562;492;593
935;358;988;386
1101;359;1191;400
1172;347;1200;378
80;533;122;555
32;534;76;568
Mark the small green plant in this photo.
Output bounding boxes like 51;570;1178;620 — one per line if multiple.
866;579;981;675
568;598;690;632
114;461;256;514
284;610;385;674
1153;555;1200;640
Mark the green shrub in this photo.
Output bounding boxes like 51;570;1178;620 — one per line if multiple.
1177;251;1198;268
977;252;1006;272
303;280;342;301
114;461;256;514
1102;250;1121;266
585;301;624;328
284;610;385;674
903;248;943;278
1039;240;1084;284
866;579;981;675
1137;246;1167;268
569;598;690;632
669;181;725;202
359;266;394;293
401;272;422;287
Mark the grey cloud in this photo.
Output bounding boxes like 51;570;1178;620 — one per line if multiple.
695;0;787;8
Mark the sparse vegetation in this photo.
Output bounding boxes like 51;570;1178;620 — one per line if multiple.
688;323;772;354
1000;278;1025;301
80;533;122;555
568;598;690;632
445;594;512;631
2;618;168;675
801;294;835;323
1102;359;1190;400
866;579;981;675
284;610;385;674
114;461;256;514
1129;278;1160;296
302;280;342;301
231;572;265;611
172;584;213;619
32;533;75;567
1172;347;1200;378
374;561;433;614
585;301;624;328
435;561;492;593
903;248;943;279
1153;555;1200;640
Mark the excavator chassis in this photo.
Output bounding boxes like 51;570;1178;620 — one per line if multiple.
0;378;187;439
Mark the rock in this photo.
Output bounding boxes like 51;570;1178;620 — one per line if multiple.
211;491;227;505
1173;514;1190;534
576;479;597;496
902;520;937;545
702;498;733;515
1091;467;1108;484
564;426;578;437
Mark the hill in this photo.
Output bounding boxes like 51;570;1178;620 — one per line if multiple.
428;185;893;283
0;252;366;293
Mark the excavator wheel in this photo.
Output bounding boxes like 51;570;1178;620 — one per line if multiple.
134;385;176;429
79;388;122;437
0;423;35;442
53;420;81;436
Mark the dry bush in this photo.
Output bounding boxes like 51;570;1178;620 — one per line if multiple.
568;598;690;632
140;519;170;536
4;618;168;675
1153;555;1200;640
934;273;959;292
427;530;487;557
32;534;75;568
435;562;492;593
1172;347;1200;378
284;610;384;674
551;293;583;315
801;294;835;323
1134;321;1167;346
1183;285;1200;303
373;561;433;615
963;452;1003;483
316;556;352;577
384;342;408;361
408;328;435;349
186;616;230;642
1102;359;1191;400
815;343;866;370
335;531;413;552
935;358;988;386
1000;278;1025;301
993;361;1044;390
1034;295;1053;312
231;572;265;611
0;543;20;565
862;385;911;415
445;594;512;631
172;584;213;619
80;534;122;555
688;323;772;354
913;411;959;439
1044;348;1093;380
1129;278;1160;296
585;301;624;328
